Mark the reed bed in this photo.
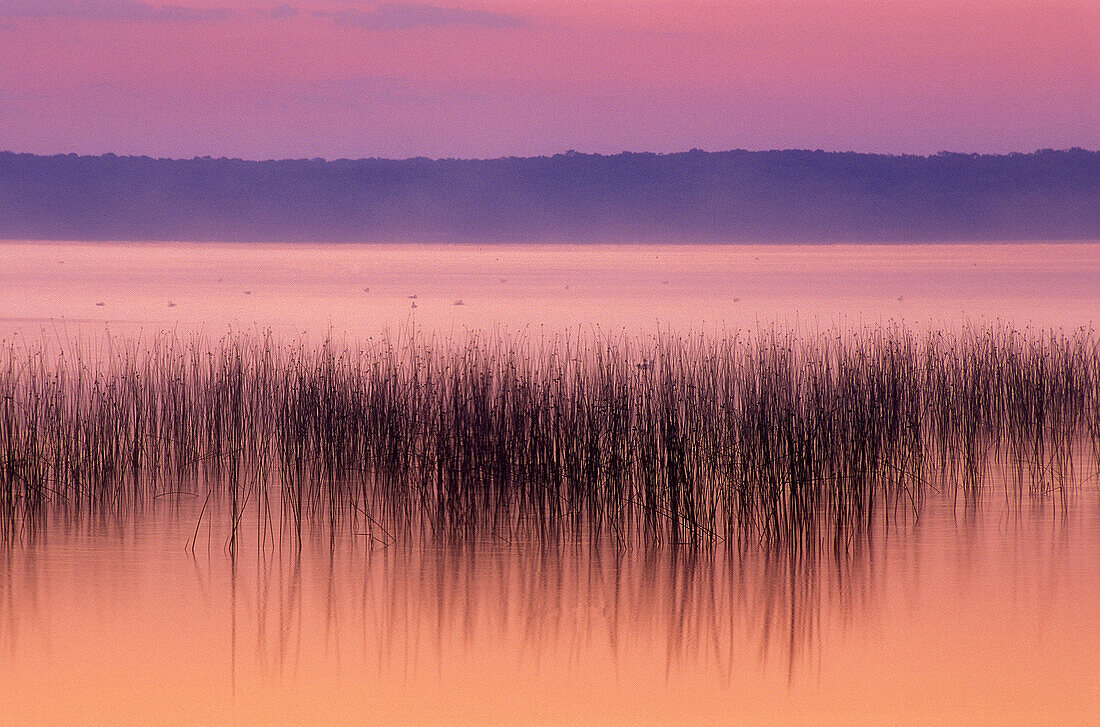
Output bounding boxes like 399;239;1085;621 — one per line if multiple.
1;326;1097;550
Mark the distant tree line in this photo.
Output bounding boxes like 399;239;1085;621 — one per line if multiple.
0;148;1096;242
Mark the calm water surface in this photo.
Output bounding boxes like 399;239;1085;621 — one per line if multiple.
1;241;1099;725
2;240;1099;337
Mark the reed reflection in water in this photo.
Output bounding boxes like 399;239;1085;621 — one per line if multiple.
2;490;1098;725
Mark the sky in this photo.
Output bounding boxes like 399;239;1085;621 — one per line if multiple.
0;0;1096;159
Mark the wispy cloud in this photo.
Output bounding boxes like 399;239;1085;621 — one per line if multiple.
257;3;296;19
322;3;525;30
0;0;231;21
288;76;501;107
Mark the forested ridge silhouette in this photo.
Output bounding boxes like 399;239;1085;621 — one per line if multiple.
1;148;1096;242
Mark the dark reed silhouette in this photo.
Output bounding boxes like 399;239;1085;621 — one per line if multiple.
1;148;1097;242
1;326;1097;550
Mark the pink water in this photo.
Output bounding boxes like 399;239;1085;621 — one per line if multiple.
3;241;1098;340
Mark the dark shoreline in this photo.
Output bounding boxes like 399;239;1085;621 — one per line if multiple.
2;148;1096;243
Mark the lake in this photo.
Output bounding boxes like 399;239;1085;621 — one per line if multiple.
1;240;1099;725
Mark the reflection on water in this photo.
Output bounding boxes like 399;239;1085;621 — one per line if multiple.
2;489;1100;724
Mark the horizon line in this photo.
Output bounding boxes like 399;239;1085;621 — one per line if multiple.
2;147;1097;165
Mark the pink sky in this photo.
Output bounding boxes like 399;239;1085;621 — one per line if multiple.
0;0;1096;159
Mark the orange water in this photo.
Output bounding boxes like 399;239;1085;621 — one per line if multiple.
2;497;1098;725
